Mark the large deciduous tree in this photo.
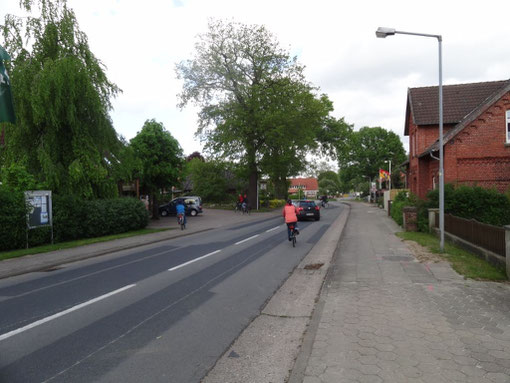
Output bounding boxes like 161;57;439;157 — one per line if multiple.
130;119;183;218
337;126;407;190
176;19;340;201
0;0;121;198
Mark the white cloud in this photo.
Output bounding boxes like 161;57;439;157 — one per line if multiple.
2;0;509;157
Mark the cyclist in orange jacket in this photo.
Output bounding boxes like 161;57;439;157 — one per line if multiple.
282;199;300;241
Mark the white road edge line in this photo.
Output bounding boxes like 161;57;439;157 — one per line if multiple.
0;284;136;342
265;226;280;233
168;250;222;271
235;234;259;245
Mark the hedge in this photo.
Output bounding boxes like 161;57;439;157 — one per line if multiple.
0;189;27;251
427;184;510;226
0;191;149;252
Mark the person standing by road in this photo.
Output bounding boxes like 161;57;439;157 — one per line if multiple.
282;199;299;241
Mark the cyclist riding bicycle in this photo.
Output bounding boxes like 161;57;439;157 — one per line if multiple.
282;199;299;241
320;195;328;207
176;200;187;227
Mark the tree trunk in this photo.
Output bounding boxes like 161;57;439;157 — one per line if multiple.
246;145;258;210
151;192;159;220
274;176;288;200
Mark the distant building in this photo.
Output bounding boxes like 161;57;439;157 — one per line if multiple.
404;79;510;199
288;178;319;199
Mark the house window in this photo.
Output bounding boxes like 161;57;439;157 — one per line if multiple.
507;110;510;143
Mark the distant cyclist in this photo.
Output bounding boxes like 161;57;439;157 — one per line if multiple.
176;199;187;227
282;199;299;241
320;195;328;208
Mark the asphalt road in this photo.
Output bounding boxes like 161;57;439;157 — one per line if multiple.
0;204;343;382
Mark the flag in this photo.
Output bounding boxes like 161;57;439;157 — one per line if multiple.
0;45;16;124
379;168;390;181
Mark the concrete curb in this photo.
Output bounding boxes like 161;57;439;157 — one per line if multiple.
201;203;351;383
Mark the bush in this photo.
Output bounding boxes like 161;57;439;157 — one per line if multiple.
0;188;26;251
0;193;149;252
427;184;510;226
268;199;286;209
390;192;429;231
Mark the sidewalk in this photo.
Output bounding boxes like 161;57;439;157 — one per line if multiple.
293;202;510;383
0;208;280;279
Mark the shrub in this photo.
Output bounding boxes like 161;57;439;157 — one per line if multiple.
269;199;286;209
0;188;26;251
427;184;510;226
0;194;149;252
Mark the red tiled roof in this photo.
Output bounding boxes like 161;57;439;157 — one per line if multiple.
288;178;319;190
408;80;509;126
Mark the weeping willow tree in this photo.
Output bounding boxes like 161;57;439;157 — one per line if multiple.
0;0;122;198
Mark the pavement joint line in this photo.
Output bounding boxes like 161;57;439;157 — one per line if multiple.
0;284;136;342
235;234;259;245
168;250;222;271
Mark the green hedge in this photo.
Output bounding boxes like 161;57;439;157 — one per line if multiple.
390;185;510;232
427;184;510;226
0;191;149;252
0;189;27;251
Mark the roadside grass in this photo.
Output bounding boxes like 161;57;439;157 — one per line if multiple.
0;228;171;262
396;231;507;281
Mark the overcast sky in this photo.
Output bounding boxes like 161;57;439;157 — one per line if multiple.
2;0;510;158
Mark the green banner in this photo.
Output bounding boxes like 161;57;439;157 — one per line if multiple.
0;45;16;124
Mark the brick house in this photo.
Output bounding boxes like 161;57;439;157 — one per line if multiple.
288;178;319;199
405;79;510;199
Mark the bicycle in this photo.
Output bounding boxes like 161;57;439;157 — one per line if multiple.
288;224;297;247
177;213;185;230
241;202;250;215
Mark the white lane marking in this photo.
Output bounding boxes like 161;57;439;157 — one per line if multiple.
0;284;136;342
266;226;280;233
168;250;221;271
235;234;259;245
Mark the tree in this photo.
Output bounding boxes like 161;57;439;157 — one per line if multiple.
337;126;407;190
130;119;183;218
318;171;341;196
0;0;121;198
176;19;339;202
186;159;229;203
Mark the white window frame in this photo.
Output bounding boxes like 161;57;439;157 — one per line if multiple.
506;110;510;143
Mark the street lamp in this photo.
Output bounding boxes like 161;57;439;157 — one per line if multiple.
384;160;392;194
376;27;444;252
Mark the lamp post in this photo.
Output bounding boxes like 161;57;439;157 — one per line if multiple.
376;27;444;252
384;159;392;194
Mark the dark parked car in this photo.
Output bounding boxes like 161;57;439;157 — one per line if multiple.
295;200;320;221
159;196;203;217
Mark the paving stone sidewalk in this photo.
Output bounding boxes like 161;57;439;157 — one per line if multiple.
300;202;510;383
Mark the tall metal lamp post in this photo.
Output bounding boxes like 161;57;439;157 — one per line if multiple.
376;27;444;252
384;159;392;194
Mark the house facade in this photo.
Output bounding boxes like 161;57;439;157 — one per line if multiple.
288;178;319;199
405;79;510;199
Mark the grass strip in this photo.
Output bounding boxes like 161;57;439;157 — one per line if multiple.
0;228;171;262
396;231;507;281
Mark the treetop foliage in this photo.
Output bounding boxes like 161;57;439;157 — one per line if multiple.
0;0;122;198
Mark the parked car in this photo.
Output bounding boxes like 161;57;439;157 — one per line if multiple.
159;196;203;217
295;200;320;221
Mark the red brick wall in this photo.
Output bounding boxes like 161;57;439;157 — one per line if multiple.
447;93;510;193
407;91;510;197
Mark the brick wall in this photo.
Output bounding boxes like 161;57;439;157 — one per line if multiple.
408;91;510;198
